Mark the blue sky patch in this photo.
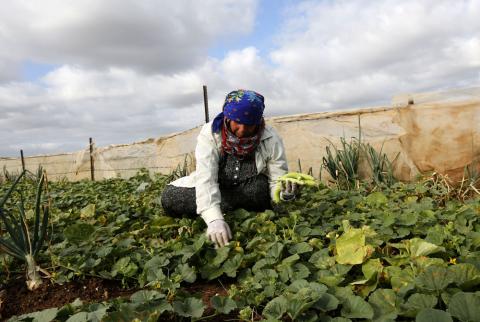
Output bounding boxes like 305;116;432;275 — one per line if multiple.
208;0;293;61
21;61;59;82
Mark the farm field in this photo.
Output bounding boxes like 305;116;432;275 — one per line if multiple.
1;170;480;321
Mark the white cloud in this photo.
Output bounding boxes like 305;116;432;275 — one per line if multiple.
0;0;256;76
268;0;480;108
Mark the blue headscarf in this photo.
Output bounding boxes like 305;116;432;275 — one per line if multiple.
212;89;265;133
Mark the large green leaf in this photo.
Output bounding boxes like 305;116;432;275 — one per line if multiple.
95;246;113;258
141;256;168;285
287;279;311;292
130;290;164;303
416;266;453;292
288;242;313;254
406;238;445;258
448;263;480;290
16;308;58;322
335;227;373;265
313;293;339;312
368;289;398;321
281;253;300;265
309;249;336;269
111;256;138;277
416;308;453;322
176;263;196;283
80;204;95;219
379;212;396;227
223;253;244;277
447;292;480;322
151;215;175;227
287;297;316;320
211;295;237;314
401;293;438;318
200;262;224;280
267;241;284;258
349;259;383;297
252;257;276;273
365;192;388;207
340;294;374;319
172;297;205;318
65;312;88;322
329;318;352;322
292;263;311;280
63;223;95;243
425;225;446;245
212;246;230;267
397;211;418;226
362;258;383;281
277;254;301;282
387;267;415;298
66;308;107;322
315;269;345;287
263;295;287;320
135;299;172;316
288;280;327;296
253;268;278;284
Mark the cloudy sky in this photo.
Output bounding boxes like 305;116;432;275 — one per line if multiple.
0;0;479;157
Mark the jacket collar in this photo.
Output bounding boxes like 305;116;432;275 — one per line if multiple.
260;125;273;140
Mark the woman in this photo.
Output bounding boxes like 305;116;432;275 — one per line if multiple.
161;89;298;247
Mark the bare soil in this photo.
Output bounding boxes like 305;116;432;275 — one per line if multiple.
0;276;134;320
0;276;232;321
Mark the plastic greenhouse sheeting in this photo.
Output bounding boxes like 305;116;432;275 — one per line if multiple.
1;87;479;183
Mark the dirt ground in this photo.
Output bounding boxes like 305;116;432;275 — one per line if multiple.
0;276;231;321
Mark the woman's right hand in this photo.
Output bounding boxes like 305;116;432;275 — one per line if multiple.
206;219;232;248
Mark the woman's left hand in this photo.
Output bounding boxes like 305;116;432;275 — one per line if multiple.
280;179;300;201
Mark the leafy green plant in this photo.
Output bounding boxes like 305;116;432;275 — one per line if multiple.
0;169;50;290
364;142;398;186
1;165;20;184
4;167;480;320
459;159;480;199
322;136;360;189
167;153;192;183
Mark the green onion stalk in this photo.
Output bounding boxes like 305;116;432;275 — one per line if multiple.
0;170;49;290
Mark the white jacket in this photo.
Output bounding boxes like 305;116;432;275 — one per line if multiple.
170;121;288;223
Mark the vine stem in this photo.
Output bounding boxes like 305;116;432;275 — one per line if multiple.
194;312;218;321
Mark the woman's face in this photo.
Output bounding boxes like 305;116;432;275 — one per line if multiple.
229;120;257;138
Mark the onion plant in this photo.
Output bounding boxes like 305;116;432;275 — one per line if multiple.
322;116;362;190
364;142;398;186
322;137;360;190
167;154;192;183
0;170;49;290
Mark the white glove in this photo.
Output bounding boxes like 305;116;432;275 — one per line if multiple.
206;219;232;248
280;179;300;201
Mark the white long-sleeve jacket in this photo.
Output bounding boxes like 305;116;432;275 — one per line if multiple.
170;121;288;223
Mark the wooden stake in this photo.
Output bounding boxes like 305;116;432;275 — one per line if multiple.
20;150;25;172
89;138;95;181
203;85;209;123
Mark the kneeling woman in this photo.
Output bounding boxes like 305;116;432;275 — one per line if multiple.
161;90;297;247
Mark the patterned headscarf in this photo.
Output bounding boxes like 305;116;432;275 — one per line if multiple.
212;89;265;133
212;90;266;158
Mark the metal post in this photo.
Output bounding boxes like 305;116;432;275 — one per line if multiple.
203;85;209;123
89;138;95;181
20;150;25;172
